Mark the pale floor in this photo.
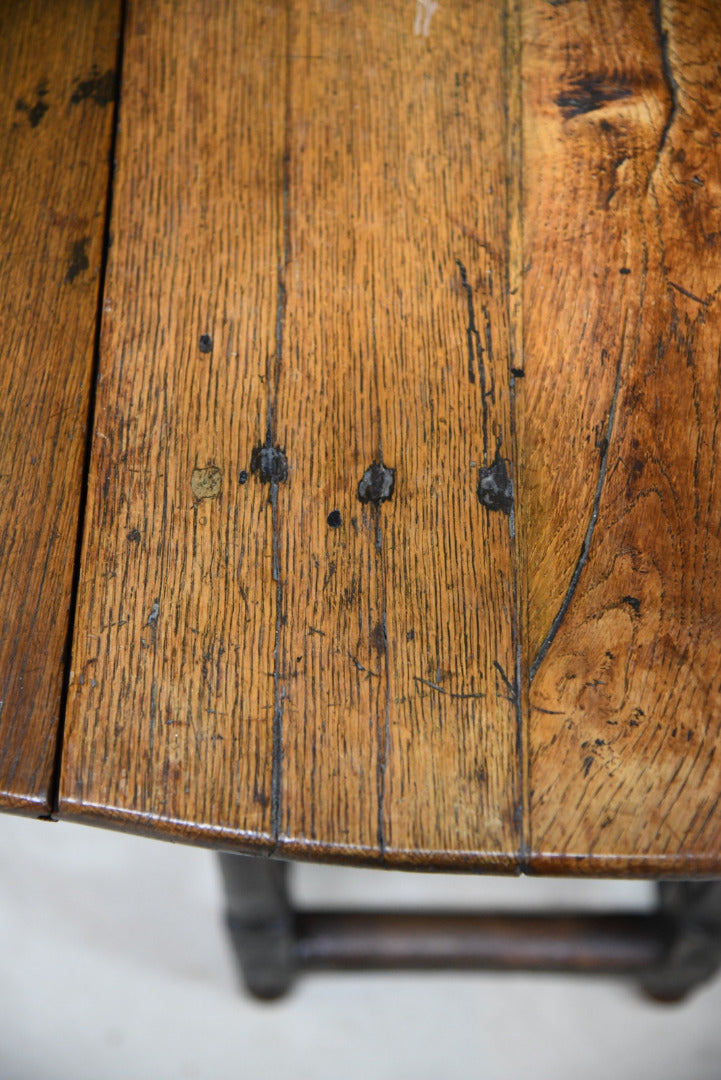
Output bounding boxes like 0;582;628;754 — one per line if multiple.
0;812;720;1080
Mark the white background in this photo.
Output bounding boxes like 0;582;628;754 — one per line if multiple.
1;813;719;1080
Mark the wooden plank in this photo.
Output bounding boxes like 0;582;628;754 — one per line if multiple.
275;0;520;866
272;2;389;859
376;1;520;866
0;0;121;812
60;0;288;846
61;0;522;867
522;0;721;874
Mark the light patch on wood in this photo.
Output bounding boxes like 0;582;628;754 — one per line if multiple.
413;0;438;37
191;465;222;501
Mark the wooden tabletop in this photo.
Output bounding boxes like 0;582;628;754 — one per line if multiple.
1;0;719;875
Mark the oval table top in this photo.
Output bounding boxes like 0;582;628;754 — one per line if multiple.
1;0;720;876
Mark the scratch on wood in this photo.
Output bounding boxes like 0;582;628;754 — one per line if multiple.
456;258;491;463
493;659;516;702
529;349;623;682
447;216;499;260
669;280;707;306
349;652;379;677
414;675;485;700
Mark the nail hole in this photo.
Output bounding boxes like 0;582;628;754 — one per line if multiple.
357;462;395;506
250;444;288;484
327;509;342;528
477;451;513;514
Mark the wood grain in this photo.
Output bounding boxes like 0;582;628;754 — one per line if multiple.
0;0;120;812
522;0;721;874
275;0;519;866
60;0;522;867
55;0;721;875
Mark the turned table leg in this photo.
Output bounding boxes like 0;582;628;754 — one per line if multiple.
641;881;721;1003
218;853;295;1000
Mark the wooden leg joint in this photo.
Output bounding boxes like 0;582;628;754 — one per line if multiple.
219;857;721;1002
218;854;295;1000
641;882;721;1003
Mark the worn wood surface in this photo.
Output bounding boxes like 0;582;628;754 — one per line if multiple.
0;0;120;812
60;0;285;846
276;0;519;865
60;0;521;866
523;0;721;874
50;0;721;874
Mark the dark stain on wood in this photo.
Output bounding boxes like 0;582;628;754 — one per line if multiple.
357;462;394;506
555;74;632;119
456;257;492;463
65;237;90;283
70;68;117;107
250;444;288;484
370;620;387;656
477;449;513;513
15;81;49;127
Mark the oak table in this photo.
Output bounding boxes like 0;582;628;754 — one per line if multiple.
1;0;720;1000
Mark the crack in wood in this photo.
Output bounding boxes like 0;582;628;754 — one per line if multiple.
493;659;516;703
414;675;485;700
270;0;293;846
648;0;678;193
529;349;624;683
456;257;491;464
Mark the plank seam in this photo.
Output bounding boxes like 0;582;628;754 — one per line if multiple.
502;0;526;869
270;0;293;845
369;274;390;860
48;0;128;818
